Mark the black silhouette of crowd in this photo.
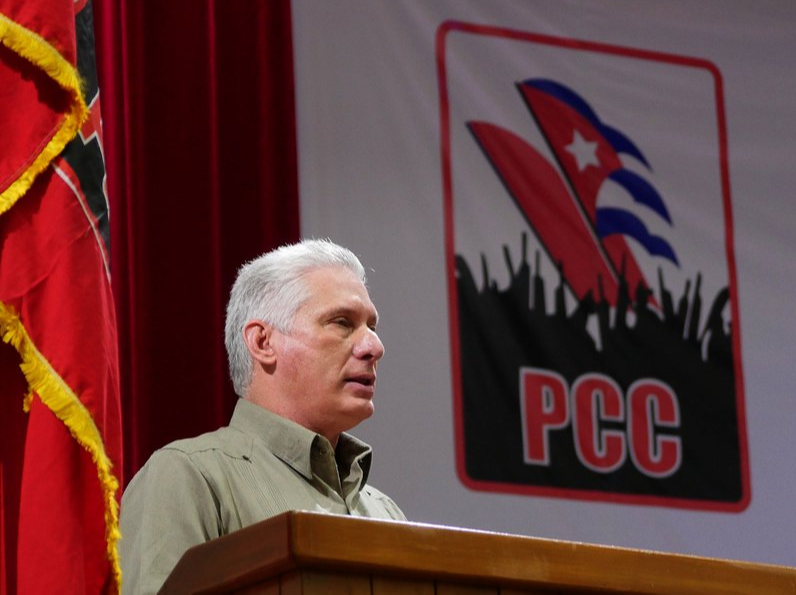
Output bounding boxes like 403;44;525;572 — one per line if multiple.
456;233;742;503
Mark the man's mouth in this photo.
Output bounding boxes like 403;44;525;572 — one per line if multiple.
346;374;376;387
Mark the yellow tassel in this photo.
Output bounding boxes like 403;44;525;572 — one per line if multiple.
0;302;122;591
22;389;34;413
0;12;89;216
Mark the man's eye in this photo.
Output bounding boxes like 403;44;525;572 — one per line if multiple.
333;318;352;328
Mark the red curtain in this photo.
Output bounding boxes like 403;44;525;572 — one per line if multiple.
93;0;300;484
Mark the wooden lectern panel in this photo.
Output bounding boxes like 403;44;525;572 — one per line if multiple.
159;511;796;594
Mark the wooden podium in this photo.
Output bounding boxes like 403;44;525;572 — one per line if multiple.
159;511;796;594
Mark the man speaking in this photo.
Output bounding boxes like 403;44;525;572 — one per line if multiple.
119;239;405;593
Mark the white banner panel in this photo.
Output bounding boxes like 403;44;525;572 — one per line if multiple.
292;0;796;565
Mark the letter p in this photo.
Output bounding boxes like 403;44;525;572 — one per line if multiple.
520;368;570;465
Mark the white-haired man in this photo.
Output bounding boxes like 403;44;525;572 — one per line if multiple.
119;239;405;594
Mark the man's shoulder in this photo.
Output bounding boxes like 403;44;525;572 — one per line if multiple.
361;483;394;503
360;483;407;521
156;424;251;460
124;425;252;498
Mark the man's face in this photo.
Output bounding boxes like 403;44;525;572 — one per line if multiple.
270;266;385;441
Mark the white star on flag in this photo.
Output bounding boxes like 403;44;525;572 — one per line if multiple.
565;130;600;171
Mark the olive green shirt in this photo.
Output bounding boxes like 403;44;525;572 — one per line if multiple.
119;398;405;594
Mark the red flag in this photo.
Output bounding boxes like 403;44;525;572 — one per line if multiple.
0;1;122;593
468;120;621;303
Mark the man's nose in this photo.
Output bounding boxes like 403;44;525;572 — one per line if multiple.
354;327;385;361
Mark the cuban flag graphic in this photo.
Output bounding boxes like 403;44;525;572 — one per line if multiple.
439;21;748;511
469;78;678;306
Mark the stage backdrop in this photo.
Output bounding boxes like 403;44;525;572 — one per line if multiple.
292;0;796;566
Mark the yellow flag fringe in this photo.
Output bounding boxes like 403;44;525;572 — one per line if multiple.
0;11;89;216
0;303;123;589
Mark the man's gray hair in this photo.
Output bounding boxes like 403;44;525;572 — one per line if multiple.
224;238;367;397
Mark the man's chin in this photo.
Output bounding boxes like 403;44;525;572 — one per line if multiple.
343;399;375;428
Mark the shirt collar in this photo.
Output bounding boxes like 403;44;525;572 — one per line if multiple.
229;398;373;485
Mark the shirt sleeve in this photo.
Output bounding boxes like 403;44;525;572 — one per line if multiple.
119;448;222;595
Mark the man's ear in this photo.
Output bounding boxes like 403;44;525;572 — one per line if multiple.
243;320;277;365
